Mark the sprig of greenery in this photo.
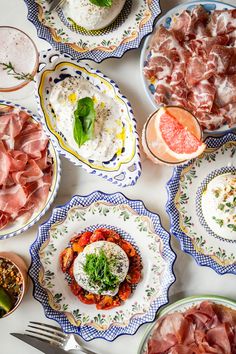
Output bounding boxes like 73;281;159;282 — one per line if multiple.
0;61;35;82
89;0;112;7
84;250;119;293
73;97;96;147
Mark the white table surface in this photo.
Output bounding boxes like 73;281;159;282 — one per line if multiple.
0;0;236;353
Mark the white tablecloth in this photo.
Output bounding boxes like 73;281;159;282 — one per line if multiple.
0;0;236;353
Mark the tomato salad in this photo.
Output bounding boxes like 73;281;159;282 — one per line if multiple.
59;228;142;310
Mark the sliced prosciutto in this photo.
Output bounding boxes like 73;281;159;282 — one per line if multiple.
0;107;54;230
144;5;236;130
145;301;236;354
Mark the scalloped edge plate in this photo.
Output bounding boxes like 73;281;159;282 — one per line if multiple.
29;191;176;341
0;100;61;240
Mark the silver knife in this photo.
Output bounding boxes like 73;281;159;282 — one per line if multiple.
10;333;85;354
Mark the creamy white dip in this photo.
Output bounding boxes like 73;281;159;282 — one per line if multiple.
201;174;236;239
73;240;129;296
49;76;124;162
64;0;126;30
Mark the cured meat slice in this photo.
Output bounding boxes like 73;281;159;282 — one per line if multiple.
0;212;10;230
9;150;28;172
185;55;211;87
145;301;236;354
11;159;44;185
0;108;54;230
150;25;181;52
0;184;27;217
144;50;175;80
208;9;236;36
188;35;229;58
172;6;208;41
206;324;231;354
214;74;236;107
15;125;49;159
154;77;173;105
207;45;233;75
188;80;215;113
228;48;236;75
220;103;236;127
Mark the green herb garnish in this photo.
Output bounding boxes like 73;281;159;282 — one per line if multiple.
84;250;119;293
89;0;112;7
73;97;96;147
0;61;35;82
228;224;236;232
212;216;224;227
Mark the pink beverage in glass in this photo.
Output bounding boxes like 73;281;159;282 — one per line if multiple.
142;106;203;166
0;26;38;92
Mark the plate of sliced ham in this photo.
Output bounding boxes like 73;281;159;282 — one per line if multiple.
0;101;61;240
138;295;236;354
141;1;236;133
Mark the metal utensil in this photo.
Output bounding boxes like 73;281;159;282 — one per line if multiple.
11;333;69;354
48;0;66;12
13;321;99;354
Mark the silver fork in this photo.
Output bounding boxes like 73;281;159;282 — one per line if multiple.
26;321;98;354
48;0;66;12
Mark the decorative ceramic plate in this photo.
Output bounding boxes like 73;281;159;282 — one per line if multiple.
29;191;176;341
35;50;141;187
138;295;236;354
0;100;61;240
140;1;236;134
166;133;236;274
24;0;161;62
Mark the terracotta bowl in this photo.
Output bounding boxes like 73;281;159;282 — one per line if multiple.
0;252;28;317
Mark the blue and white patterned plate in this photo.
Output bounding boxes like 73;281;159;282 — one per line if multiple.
0;100;61;240
138;294;236;354
35;49;141;187
24;0;161;62
166;133;236;275
140;1;236;134
29;191;176;341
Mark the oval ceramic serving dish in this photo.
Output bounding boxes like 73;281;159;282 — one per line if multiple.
29;191;176;341
0;100;61;240
166;132;236;275
35;50;141;187
24;0;161;62
138;294;236;354
140;0;236;134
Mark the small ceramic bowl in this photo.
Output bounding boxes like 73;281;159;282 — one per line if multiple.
0;252;28;318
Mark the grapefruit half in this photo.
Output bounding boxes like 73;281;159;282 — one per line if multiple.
155;107;206;160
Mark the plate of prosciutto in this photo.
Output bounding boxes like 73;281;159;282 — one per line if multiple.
141;1;236;133
138;295;236;354
0;101;61;240
29;191;176;341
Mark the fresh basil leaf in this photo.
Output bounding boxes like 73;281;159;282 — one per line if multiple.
89;0;112;7
73;97;96;147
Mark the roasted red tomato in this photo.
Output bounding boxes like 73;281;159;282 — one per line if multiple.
118;281;131;301
70;280;82;296
130;253;142;269
90;229;105;243
126;269;141;284
120;240;136;257
78;291;97;305
70;233;81;244
77;231;92;247
96;296;121;310
97;228;121;240
60;248;74;272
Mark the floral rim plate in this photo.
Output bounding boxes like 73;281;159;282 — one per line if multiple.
138;294;236;354
29;191;176;341
140;0;236;134
24;0;161;62
0;100;61;240
35;49;141;187
166;132;236;275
